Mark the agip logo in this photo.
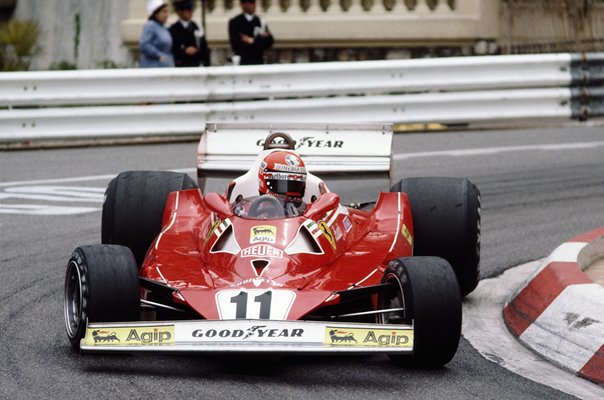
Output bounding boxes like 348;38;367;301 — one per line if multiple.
125;327;174;345
328;329;357;343
90;330;120;343
84;325;175;346
324;327;413;348
250;225;277;244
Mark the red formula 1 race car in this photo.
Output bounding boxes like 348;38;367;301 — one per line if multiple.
64;123;480;367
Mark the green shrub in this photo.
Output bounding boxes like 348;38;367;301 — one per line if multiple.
96;60;127;69
49;60;77;70
0;19;41;71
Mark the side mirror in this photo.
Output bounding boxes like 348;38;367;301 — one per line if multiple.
304;192;340;219
204;192;233;219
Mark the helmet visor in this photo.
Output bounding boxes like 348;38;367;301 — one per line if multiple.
264;172;306;197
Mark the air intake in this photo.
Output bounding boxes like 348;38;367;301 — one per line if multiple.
251;259;270;275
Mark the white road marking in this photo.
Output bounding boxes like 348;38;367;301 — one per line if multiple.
393;140;604;161
0;170;193;216
0;174;118;188
1;186;105;202
0;168;195;188
0;185;105;215
463;261;604;400
0;204;100;215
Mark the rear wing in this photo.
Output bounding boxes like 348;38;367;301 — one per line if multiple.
196;123;393;192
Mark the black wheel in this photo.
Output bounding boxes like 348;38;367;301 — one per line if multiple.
102;171;197;267
391;177;481;297
64;245;140;350
379;256;461;367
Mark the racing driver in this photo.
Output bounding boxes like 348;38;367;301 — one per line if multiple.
233;150;308;217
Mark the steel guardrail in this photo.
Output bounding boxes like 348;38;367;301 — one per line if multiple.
0;53;602;144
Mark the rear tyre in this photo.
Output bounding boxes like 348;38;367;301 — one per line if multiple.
102;171;197;266
391;177;481;296
64;245;140;349
379;256;461;367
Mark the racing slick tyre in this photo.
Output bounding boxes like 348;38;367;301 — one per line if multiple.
391;177;481;297
379;256;461;367
64;245;140;349
102;171;197;267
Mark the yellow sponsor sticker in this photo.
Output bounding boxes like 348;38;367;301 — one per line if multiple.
318;221;337;249
324;327;413;348
401;223;413;246
250;225;277;244
83;325;175;346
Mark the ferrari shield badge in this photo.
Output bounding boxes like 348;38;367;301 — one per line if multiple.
318;221;337;249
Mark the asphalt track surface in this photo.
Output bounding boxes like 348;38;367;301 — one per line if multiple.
1;126;604;399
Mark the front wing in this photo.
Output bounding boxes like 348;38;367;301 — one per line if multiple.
81;319;413;354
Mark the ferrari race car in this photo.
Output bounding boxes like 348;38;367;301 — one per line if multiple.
64;123;480;367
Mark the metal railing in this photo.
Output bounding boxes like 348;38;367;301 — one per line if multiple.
0;53;602;144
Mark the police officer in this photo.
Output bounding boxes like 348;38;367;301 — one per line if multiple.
169;0;210;67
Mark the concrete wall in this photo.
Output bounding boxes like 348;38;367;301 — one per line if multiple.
501;0;604;53
14;0;133;70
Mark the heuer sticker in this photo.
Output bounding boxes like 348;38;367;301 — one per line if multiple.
250;225;277;244
401;223;413;246
318;221;336;249
84;325;175;346
241;245;283;258
342;216;353;232
324;327;413;348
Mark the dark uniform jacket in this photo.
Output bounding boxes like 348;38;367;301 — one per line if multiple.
228;14;274;65
169;20;210;67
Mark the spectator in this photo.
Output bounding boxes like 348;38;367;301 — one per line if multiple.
139;0;174;68
169;0;210;67
228;0;274;65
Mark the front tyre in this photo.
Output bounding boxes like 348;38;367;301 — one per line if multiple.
102;171;197;267
391;177;481;297
379;256;461;367
64;245;140;350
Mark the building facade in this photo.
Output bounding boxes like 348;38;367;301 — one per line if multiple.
5;0;604;69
